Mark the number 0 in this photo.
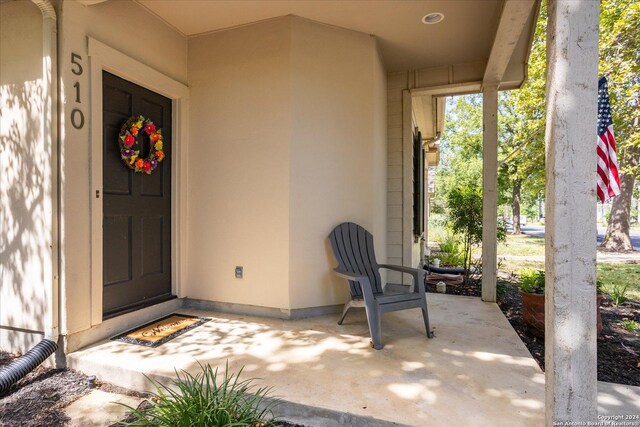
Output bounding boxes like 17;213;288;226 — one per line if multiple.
71;108;85;129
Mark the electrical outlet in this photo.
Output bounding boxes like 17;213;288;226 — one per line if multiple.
235;266;243;279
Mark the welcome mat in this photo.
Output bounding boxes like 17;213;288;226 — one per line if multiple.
112;314;210;348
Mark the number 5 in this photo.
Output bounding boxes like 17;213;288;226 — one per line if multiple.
71;53;83;75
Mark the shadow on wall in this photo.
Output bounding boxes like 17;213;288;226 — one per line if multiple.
0;79;48;352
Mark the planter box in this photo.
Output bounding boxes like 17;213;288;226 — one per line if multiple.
520;291;603;338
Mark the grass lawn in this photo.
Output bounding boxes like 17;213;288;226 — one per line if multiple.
497;233;545;256
498;258;640;301
493;232;640;300
598;263;640;301
472;233;545;258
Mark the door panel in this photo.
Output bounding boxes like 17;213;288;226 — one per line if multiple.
102;71;173;318
103;216;133;286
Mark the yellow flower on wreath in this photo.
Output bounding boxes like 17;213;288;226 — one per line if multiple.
129;153;138;164
154;141;163;151
135;119;143;128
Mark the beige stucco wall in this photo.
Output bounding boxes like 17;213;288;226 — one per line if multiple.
373;42;388;289
58;0;187;335
0;1;47;352
288;19;387;309
186;18;292;309
2;3;389;353
187;17;387;310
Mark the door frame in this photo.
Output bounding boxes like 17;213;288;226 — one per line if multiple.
88;37;189;326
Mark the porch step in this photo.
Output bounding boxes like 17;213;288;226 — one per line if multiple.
66;296;548;426
66;353;409;427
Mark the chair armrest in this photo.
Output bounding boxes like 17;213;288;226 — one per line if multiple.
379;264;426;293
379;264;424;275
333;268;368;282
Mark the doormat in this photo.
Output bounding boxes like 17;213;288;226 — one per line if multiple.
112;314;210;348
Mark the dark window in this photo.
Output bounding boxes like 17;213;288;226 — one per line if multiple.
413;130;425;237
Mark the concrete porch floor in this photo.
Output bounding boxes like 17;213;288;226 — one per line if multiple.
67;294;640;426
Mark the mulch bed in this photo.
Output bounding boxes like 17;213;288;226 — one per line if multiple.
0;351;306;426
427;278;640;386
0;352;93;426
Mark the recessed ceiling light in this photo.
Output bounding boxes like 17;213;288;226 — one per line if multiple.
422;13;444;25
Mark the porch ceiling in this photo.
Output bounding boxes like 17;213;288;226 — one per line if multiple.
132;0;537;74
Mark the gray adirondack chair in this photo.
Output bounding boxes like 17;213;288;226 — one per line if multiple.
328;222;434;349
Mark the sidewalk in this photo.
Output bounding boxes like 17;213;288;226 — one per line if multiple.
499;251;640;263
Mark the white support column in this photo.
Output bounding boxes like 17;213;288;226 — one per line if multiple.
545;0;599;424
482;85;498;302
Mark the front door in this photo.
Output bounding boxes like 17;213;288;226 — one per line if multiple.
102;71;173;318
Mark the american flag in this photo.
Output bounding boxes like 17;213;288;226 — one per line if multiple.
596;76;620;203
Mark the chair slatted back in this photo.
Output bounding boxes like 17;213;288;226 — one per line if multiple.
328;223;384;297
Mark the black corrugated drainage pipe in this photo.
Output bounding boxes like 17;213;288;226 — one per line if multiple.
0;340;58;395
424;265;466;275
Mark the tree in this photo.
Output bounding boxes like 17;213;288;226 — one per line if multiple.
446;183;507;284
446;185;482;285
599;0;640;251
499;6;547;234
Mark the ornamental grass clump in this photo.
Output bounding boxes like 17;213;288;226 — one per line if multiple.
121;362;280;427
436;233;465;267
608;283;630;306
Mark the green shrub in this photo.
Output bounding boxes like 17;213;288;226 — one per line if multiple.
121;362;280;427
608;283;629;306
520;269;545;294
496;281;509;300
437;234;465;267
620;319;640;332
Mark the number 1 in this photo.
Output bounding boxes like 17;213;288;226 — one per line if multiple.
73;82;81;103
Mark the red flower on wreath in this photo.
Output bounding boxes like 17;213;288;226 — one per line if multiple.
144;123;156;134
142;161;151;172
123;133;135;147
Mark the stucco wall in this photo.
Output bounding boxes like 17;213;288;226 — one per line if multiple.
187;17;387;310
186;19;292;309
58;0;187;335
288;19;387;309
0;1;47;352
373;43;388;288
2;4;389;352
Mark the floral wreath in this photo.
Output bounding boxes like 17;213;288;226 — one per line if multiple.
118;115;165;174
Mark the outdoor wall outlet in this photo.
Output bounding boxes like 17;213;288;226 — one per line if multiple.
235;266;243;279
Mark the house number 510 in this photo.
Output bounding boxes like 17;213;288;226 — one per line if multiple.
70;53;85;130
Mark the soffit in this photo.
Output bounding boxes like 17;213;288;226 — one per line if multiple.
134;0;529;73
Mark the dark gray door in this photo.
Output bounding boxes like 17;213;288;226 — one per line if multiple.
102;71;173;318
